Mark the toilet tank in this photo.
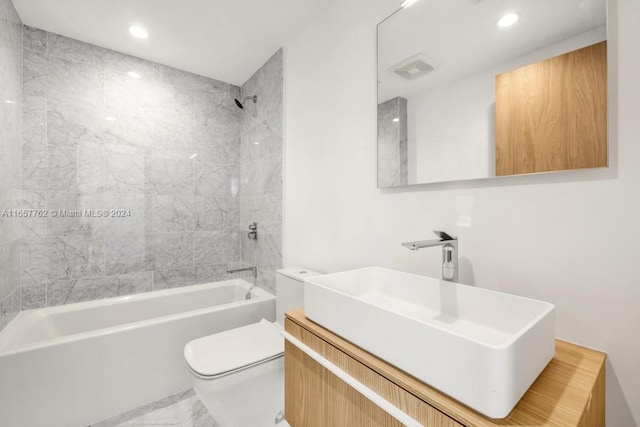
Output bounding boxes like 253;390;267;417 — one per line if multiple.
276;267;321;325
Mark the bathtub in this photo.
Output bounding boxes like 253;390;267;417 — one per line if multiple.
0;279;275;427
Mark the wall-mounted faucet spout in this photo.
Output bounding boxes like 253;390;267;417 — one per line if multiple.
227;266;258;299
402;231;458;282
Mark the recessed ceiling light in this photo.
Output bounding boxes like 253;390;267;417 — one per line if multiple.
393;118;400;122
4;99;16;104
128;25;148;39
253;141;260;145
400;0;421;8
190;153;198;159
497;13;519;28
127;71;141;79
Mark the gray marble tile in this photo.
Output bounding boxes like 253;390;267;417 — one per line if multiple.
81;193;151;238
145;157;193;195
78;141;106;192
152;232;194;270
22;140;49;191
47;271;153;307
21;281;46;310
263;154;283;196
23;25;47;53
47;144;78;192
0;0;21;22
104;151;144;193
21;190;48;238
153;265;228;290
22;236;105;285
152;194;195;233
0;289;20;331
46;191;84;236
194;160;229;197
104;233;152;276
89;388;216;427
194;196;228;231
0;240;21;302
23;49;104;109
194;231;241;266
46;101;109;147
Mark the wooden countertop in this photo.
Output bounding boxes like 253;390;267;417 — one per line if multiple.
286;309;606;427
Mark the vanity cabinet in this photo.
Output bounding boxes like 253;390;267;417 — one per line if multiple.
284;309;606;427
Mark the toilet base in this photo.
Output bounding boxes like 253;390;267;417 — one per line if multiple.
192;355;287;427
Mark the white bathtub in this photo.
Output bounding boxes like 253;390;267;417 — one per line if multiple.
0;279;275;427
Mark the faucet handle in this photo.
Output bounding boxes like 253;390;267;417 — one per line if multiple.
433;230;456;240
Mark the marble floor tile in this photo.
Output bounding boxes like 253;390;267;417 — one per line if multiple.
89;389;217;427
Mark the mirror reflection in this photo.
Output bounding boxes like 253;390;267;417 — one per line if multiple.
377;0;607;188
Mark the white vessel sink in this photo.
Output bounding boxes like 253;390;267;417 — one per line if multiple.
304;267;555;419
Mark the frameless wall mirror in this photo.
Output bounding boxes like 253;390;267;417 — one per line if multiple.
377;0;608;188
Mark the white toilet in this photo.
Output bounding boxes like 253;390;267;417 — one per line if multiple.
184;268;319;427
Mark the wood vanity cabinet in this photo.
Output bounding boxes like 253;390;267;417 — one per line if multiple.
284;309;606;427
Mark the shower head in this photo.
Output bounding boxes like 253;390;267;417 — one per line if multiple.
234;95;257;109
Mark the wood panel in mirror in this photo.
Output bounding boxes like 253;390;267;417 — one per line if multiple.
496;42;607;176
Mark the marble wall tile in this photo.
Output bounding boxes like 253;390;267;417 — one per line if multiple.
21;27;245;308
104;233;152;276
0;240;21;302
194;159;229;197
47;271;153;307
23;25;47;53
152;232;194;270
194;231;241;266
152;194;195;233
21;190;47;237
21;279;46;309
0;0;22;328
153;264;228;290
194;196;228;231
238;49;284;292
47;145;78;191
0;289;21;331
104;151;144;193
24;50;104;109
22;236;104;285
145;157;193;195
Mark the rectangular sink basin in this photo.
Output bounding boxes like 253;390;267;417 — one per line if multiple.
304;267;555;419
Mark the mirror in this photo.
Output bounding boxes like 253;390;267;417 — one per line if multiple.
377;0;607;188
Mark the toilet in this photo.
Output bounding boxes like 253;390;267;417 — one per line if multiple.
184;268;320;427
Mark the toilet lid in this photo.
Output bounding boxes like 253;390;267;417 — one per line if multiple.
184;319;284;378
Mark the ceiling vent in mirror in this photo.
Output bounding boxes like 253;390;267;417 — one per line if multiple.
391;54;435;80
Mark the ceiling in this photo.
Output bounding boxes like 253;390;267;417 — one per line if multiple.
13;0;327;86
378;0;607;102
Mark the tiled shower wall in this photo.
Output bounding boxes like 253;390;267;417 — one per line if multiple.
0;0;22;331
239;50;284;293
20;27;245;308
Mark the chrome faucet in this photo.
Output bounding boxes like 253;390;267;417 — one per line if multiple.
402;231;458;282
227;267;258;299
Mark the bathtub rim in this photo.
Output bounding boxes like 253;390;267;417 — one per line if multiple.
0;279;275;357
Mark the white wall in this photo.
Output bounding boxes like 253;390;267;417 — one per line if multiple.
284;0;639;425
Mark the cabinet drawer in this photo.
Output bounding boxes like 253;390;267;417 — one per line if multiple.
284;318;464;427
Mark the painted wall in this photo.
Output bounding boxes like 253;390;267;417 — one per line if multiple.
284;0;639;425
239;49;284;293
20;27;244;308
0;0;22;331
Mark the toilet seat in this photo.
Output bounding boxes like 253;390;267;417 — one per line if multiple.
184;319;284;379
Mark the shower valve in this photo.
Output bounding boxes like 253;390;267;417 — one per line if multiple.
248;222;258;240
